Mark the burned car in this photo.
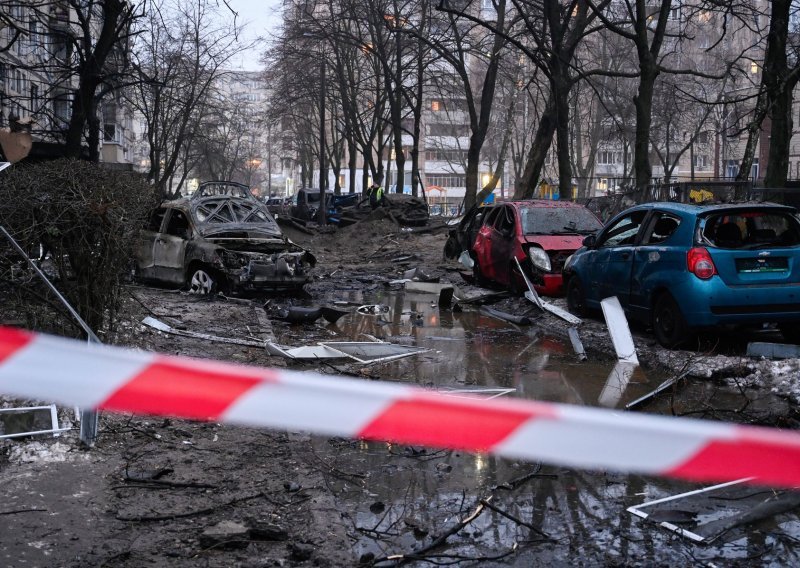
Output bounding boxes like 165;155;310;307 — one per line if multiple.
135;182;316;294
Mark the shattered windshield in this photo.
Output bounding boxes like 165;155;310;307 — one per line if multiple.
520;206;603;235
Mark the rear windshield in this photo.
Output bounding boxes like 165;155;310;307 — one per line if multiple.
701;209;800;249
520;206;603;235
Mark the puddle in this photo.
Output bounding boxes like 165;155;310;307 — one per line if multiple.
272;289;800;564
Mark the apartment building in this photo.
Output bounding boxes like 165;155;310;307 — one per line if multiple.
0;1;134;166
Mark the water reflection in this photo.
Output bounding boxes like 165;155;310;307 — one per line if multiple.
277;289;795;564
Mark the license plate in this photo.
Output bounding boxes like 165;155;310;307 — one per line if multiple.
736;257;788;273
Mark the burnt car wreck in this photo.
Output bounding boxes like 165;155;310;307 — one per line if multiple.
135;181;316;294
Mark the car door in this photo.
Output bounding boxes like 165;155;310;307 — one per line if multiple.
473;206;500;279
489;205;517;284
587;209;649;307
135;207;168;280
153;208;191;284
629;212;683;321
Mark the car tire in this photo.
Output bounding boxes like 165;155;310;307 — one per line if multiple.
653;292;690;349
566;276;587;317
779;323;800;345
188;267;217;295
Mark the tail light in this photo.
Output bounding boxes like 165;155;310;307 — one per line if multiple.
687;247;716;279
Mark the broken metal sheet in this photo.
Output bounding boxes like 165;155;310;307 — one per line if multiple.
142;317;265;348
0;404;70;439
480;306;531;326
598;361;638;408
625;373;687;410
439;388;516;399
746;341;800;359
568;327;587;361
319;342;431;364
600;296;639;365
515;257;582;325
265;341;430;364
627;478;754;544
404;281;453;295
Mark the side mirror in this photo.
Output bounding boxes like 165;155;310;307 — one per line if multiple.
582;234;597;248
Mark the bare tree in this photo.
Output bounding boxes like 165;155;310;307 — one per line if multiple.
129;0;247;197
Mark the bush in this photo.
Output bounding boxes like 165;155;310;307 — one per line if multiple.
0;159;158;338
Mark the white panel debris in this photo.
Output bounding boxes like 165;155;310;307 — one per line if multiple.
600;296;639;365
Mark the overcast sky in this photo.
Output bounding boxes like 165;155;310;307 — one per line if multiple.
228;0;283;71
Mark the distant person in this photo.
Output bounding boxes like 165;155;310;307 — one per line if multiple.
369;180;385;209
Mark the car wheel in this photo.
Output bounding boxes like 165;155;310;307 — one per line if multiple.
566;276;587;316
188;267;217;295
653;292;690;349
779;323;800;345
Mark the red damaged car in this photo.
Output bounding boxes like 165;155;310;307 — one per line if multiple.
470;200;603;295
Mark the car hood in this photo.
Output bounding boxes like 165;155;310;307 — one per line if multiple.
198;225;283;239
522;234;586;250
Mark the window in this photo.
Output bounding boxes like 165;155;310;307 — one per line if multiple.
426;174;466;187
425;149;467;162
431;100;441;111
147;208;168;231
493;206;515;236
644;214;680;245
427;123;469;137
694;155;709;168
165;210;190;238
29;83;38;113
597;151;618;165
599;210;647;247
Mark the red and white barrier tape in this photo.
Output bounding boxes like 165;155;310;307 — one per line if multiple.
1;326;799;487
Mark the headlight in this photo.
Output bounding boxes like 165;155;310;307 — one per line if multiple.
563;254;574;272
221;250;248;268
527;246;551;272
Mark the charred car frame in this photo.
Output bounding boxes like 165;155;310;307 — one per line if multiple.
135;181;316;294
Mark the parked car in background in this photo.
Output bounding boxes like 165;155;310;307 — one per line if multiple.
265;195;293;218
446;200;603;295
135;181;315;294
562;202;800;347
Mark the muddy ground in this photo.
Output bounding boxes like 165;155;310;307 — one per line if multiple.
1;215;800;567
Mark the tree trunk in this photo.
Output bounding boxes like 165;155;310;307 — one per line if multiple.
633;65;657;191
763;0;796;188
516;95;556;198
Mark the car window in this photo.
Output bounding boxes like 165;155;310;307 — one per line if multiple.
519;206;602;235
643;214;680;245
483;207;500;227
494;206;515;235
599;210;647;248
146;208;167;232
164;209;190;238
702;210;800;248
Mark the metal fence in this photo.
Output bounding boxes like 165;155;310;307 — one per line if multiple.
575;181;800;221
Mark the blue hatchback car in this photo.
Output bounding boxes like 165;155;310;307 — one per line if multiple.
562;202;800;347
